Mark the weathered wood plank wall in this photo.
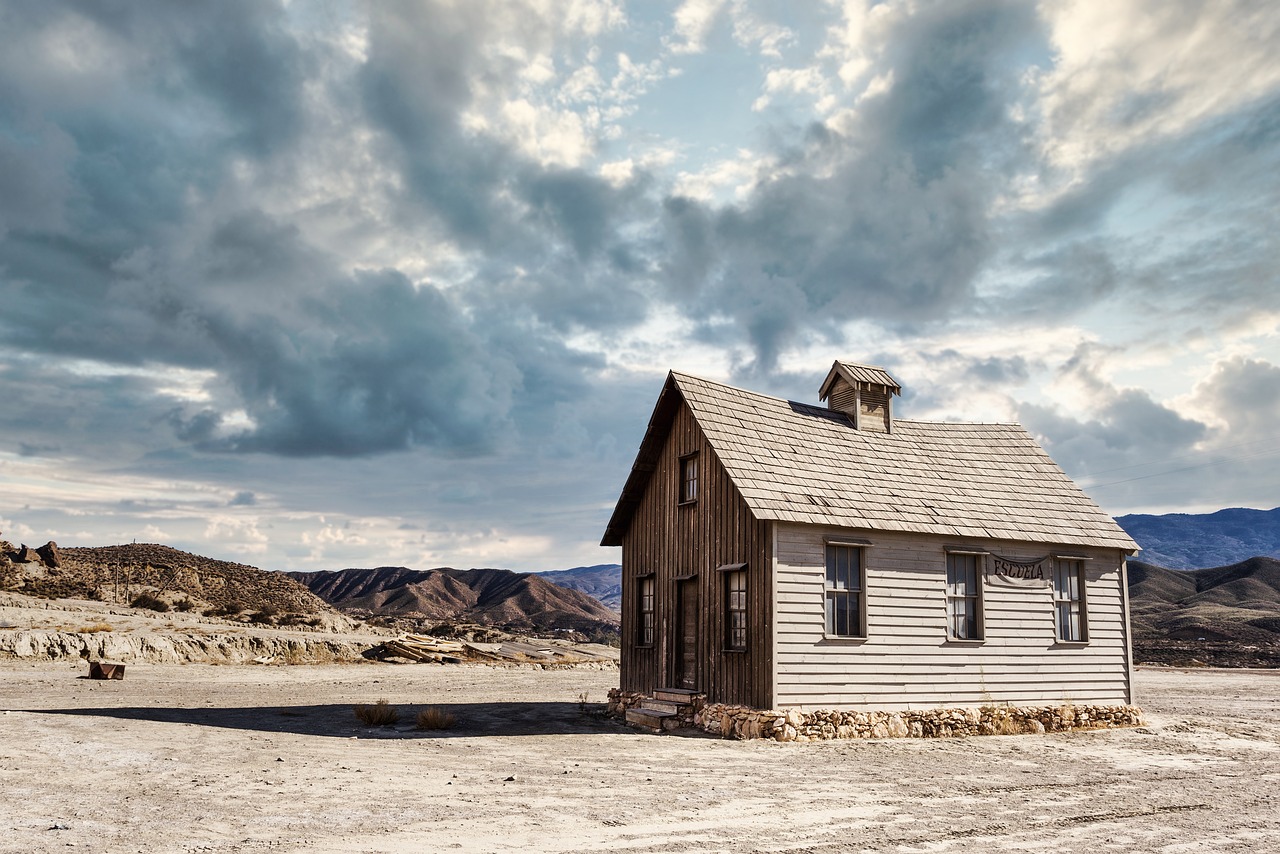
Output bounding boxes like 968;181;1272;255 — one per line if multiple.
773;524;1132;710
620;399;773;708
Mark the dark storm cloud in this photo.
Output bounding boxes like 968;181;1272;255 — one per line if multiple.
0;2;651;462
1003;91;1280;324
61;0;309;155
660;0;1045;371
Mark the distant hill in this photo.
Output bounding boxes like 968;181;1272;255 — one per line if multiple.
289;566;620;633
1;542;336;618
533;564;621;612
1128;556;1280;666
1117;507;1280;569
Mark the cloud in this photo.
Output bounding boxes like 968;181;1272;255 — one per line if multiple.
649;1;1052;371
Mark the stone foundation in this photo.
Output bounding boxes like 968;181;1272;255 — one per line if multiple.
695;702;1144;741
610;688;1143;740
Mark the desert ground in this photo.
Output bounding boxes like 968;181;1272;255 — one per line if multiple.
1;662;1278;854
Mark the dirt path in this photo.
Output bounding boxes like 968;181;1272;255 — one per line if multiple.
2;663;1278;853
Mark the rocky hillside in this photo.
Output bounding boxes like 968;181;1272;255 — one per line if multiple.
1118;507;1280;569
1129;556;1280;667
1;540;340;623
290;566;620;633
534;564;622;612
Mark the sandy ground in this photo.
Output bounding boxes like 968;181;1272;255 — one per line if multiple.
2;662;1278;854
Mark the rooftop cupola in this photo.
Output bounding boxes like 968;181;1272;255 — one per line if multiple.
818;360;902;433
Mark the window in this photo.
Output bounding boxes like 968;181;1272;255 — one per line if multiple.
724;568;747;650
825;544;865;638
679;454;698;503
946;553;983;640
1054;559;1087;642
638;576;655;646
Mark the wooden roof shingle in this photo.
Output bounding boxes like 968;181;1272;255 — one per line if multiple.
601;371;1137;552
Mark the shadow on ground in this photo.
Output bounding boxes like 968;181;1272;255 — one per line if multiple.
26;701;634;739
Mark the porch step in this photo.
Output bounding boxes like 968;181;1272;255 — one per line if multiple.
652;687;700;703
640;699;682;715
626;707;677;730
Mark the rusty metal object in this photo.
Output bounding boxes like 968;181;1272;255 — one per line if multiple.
88;661;125;680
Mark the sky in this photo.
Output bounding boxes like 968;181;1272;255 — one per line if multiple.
1;0;1278;572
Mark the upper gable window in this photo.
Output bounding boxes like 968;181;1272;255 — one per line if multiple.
679;453;698;504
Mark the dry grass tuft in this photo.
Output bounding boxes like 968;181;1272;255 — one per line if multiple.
78;622;114;634
353;699;400;727
995;716;1025;736
415;706;458;731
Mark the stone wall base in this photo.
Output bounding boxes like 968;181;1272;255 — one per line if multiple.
608;688;1143;740
697;702;1144;741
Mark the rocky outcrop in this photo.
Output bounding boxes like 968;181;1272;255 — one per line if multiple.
0;630;369;664
35;541;61;568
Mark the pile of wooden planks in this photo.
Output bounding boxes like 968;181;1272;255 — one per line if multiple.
380;634;466;664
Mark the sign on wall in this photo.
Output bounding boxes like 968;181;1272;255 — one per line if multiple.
986;554;1051;587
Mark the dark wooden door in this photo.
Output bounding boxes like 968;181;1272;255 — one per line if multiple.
676;578;698;690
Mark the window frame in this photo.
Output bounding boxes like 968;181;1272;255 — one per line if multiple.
636;574;655;648
1053;558;1089;644
722;565;748;651
945;551;985;642
824;542;868;640
678;453;698;505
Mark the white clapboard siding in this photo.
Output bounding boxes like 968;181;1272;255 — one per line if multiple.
772;523;1133;711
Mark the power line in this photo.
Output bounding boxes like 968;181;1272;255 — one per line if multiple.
1081;444;1280;490
1075;432;1280;480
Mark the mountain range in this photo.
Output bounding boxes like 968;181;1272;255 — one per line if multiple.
287;566;619;633
1118;507;1280;569
533;564;622;611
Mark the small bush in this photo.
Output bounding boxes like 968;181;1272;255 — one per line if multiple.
131;592;171;613
248;608;278;625
415;706;457;730
78;622;113;634
173;597;196;612
354;699;400;727
206;601;245;617
995;716;1025;736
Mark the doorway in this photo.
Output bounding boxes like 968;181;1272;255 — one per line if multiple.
675;577;699;690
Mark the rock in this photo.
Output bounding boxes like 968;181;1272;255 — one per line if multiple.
14;545;41;564
35;541;61;568
886;714;909;738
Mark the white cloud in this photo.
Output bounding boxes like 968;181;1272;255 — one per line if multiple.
669;0;728;54
1035;0;1280;175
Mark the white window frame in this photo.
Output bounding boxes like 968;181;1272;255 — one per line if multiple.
824;542;867;639
1053;558;1088;643
945;551;985;641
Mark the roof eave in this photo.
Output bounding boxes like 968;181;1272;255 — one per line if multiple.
600;372;684;547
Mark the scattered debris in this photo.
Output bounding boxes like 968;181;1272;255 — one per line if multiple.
88;661;126;680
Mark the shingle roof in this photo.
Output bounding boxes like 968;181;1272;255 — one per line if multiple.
601;371;1137;551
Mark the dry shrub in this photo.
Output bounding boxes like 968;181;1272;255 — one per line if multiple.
354;699;400;727
78;622;113;634
995;716;1025;736
415;706;457;730
131;592;170;612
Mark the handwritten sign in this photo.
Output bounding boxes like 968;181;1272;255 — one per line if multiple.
987;555;1050;587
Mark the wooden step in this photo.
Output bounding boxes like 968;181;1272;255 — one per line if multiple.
626;707;677;730
652;688;700;703
641;699;683;714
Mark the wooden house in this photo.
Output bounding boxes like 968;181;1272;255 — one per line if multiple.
601;361;1139;714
